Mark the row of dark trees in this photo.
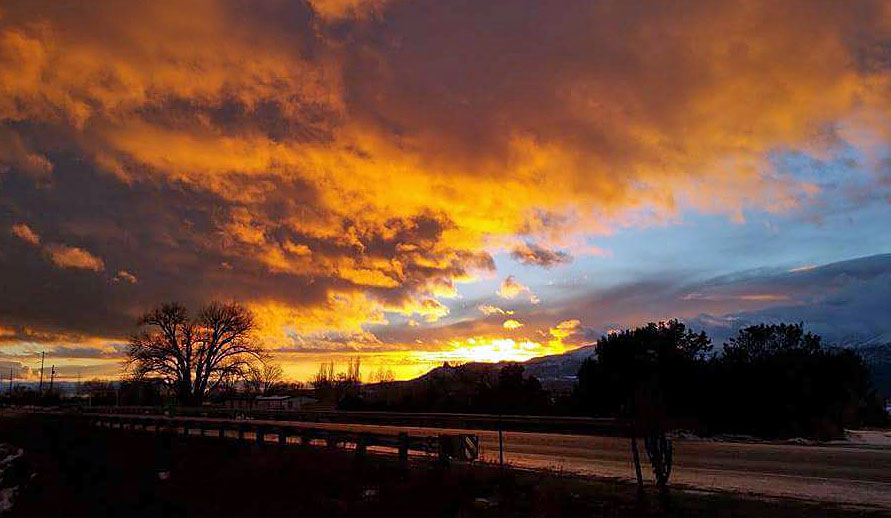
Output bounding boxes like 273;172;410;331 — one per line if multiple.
123;301;886;440
575;321;887;439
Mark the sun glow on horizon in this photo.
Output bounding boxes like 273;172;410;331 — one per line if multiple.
411;336;574;365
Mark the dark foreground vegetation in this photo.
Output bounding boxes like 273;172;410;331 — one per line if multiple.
358;322;887;440
576;322;887;439
0;413;884;518
4;302;885;446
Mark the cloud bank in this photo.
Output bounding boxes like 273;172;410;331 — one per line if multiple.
1;0;890;378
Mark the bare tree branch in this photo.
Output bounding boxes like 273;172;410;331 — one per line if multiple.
125;301;265;404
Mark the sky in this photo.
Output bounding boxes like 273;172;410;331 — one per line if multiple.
1;0;890;382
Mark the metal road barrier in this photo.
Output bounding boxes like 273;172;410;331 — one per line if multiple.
83;413;480;464
79;406;631;436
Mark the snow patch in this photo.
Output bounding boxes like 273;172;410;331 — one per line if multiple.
0;444;24;515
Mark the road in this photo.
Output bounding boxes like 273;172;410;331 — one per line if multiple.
483;431;891;508
88;412;891;508
238;418;891;508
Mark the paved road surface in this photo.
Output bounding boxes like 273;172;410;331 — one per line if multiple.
483;430;891;508
103;414;891;508
248;419;891;508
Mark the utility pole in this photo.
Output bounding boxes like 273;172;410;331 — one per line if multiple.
49;365;55;393
38;351;45;393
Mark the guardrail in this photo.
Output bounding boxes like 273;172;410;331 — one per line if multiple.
79;406;630;436
84;413;480;463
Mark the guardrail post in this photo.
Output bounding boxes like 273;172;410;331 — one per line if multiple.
398;432;409;464
438;435;450;465
356;434;368;459
498;418;504;471
631;435;644;494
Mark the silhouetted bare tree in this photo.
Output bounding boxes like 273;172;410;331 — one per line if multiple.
371;366;395;384
126;301;266;404
313;360;336;389
246;359;284;395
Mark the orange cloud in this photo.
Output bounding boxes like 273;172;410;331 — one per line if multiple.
497;276;539;304
11;223;40;245
113;270;138;284
11;222;107;273
478;304;512;316
45;244;104;272
502;319;524;330
0;128;52;178
306;0;395;21
1;0;891;379
549;320;582;340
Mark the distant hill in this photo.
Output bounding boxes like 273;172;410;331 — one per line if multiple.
398;341;891;398
388;345;597;394
520;345;596;390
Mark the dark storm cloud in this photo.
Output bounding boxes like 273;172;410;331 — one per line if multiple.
1;0;890;375
510;243;572;268
544;254;891;345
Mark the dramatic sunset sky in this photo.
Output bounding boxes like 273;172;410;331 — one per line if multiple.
2;0;891;381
